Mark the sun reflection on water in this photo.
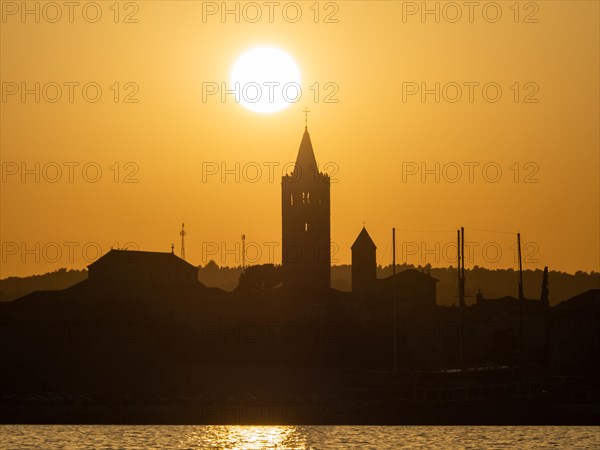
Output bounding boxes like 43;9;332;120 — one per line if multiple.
184;425;307;449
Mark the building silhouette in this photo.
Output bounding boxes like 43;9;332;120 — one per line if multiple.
281;126;331;294
349;227;438;307
88;249;198;286
351;226;377;294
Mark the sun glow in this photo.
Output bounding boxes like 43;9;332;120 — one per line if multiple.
230;47;301;114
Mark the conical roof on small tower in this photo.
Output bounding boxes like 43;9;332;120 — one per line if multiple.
351;227;377;250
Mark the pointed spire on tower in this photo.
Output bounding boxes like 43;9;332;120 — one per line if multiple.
293;112;319;178
296;129;317;167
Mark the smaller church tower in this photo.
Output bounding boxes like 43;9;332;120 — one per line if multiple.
351;226;377;294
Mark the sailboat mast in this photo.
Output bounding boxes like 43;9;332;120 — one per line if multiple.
458;227;465;370
517;233;524;300
517;232;524;365
392;227;397;372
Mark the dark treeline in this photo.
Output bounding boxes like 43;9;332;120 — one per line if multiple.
0;268;87;302
3;263;597;306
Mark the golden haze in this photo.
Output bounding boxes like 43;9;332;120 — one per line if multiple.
0;1;598;277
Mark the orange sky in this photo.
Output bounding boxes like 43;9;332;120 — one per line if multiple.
1;1;599;277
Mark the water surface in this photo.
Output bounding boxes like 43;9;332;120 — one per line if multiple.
1;425;597;449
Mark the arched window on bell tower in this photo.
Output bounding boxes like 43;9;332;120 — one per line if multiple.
302;192;311;204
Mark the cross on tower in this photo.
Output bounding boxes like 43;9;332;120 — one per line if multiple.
362;220;367;228
302;107;310;130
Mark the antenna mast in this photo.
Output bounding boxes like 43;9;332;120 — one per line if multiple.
180;222;186;260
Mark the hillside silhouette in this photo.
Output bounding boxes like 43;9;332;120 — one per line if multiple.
0;268;87;302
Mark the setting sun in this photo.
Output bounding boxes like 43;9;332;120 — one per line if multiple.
230;46;301;114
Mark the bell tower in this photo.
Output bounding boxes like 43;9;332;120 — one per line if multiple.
351;226;377;294
281;120;331;294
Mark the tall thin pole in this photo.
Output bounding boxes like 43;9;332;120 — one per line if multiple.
458;229;464;370
517;233;524;300
461;227;465;292
392;227;397;372
517;232;524;365
241;234;246;270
